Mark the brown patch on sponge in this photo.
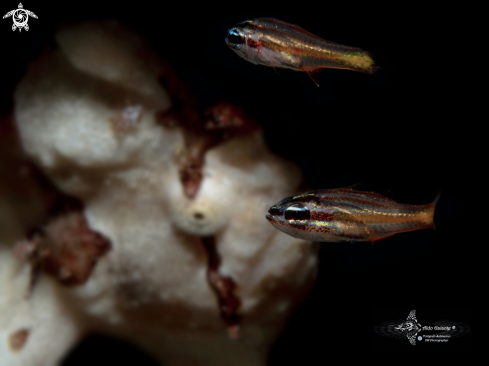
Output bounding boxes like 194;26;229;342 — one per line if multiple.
8;328;29;352
14;199;111;297
156;64;259;199
202;236;241;339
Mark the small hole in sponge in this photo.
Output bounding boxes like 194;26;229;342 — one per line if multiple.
194;212;204;220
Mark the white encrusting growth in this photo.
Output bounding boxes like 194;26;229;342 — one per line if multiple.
0;20;319;366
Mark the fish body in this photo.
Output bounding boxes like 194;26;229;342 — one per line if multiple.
266;187;439;242
225;18;377;77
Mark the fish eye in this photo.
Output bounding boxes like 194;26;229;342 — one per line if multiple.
227;28;244;49
284;203;310;224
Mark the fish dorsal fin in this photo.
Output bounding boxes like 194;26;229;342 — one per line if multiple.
344;182;392;197
344;182;365;190
341;182;398;204
312;185;399;205
334;188;398;204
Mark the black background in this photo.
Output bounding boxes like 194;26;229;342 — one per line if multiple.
0;0;469;363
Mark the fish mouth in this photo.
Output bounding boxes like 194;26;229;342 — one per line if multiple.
268;206;281;216
266;206;282;223
266;214;282;229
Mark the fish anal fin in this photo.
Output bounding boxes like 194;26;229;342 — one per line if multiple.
369;233;394;245
305;69;322;88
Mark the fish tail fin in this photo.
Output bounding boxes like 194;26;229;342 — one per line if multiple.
359;50;379;75
431;188;442;230
433;188;442;206
366;64;380;76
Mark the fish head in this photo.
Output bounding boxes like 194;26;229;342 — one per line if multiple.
225;20;257;61
266;194;315;240
225;25;246;51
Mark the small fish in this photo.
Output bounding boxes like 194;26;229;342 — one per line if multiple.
266;187;440;242
225;18;377;85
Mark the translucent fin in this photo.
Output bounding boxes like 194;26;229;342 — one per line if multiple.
306;70;321;87
433;188;442;206
432;188;442;230
345;182;366;190
343;182;392;197
366;65;380;76
369;233;394;244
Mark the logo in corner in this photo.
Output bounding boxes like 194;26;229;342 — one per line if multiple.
3;3;37;32
395;309;422;345
373;308;470;347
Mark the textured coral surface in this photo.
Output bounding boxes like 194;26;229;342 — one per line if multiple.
0;21;319;365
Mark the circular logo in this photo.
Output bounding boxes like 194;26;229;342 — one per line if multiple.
418;336;422;341
12;9;28;28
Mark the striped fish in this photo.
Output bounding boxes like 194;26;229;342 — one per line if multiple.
266;187;440;242
225;18;377;85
